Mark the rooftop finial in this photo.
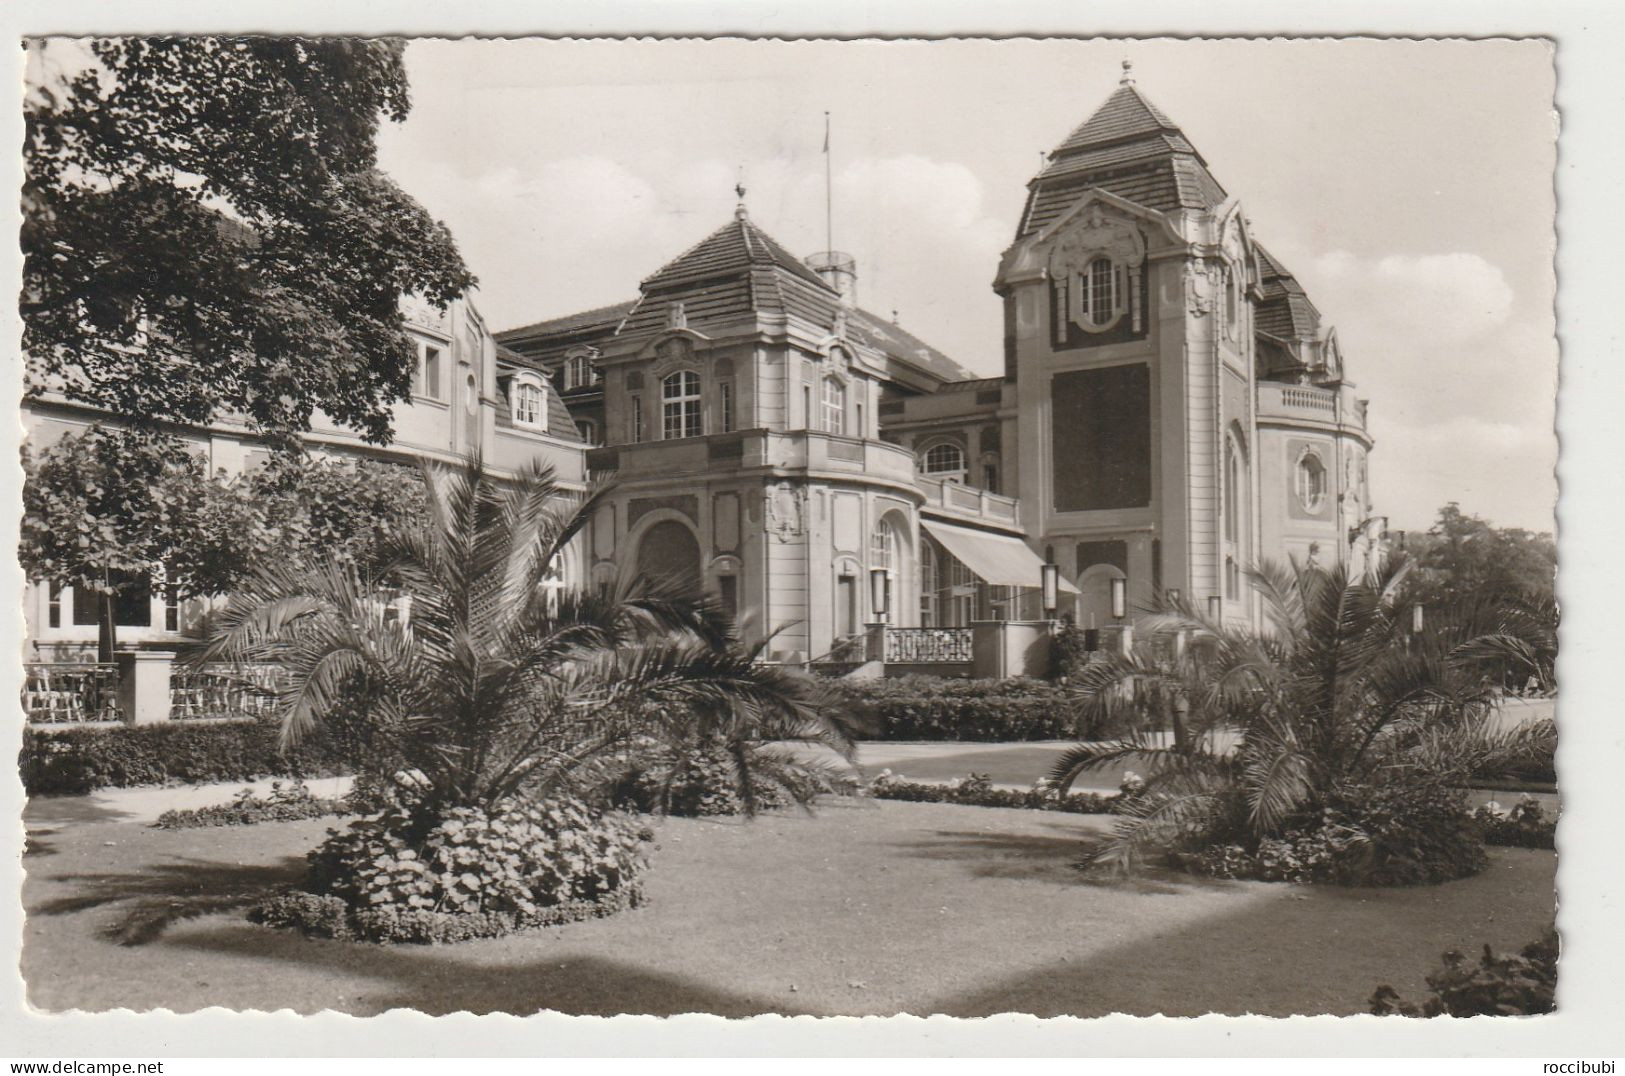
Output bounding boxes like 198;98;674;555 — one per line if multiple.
734;165;747;219
1120;58;1135;85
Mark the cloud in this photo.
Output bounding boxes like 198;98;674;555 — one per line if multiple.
1304;250;1516;347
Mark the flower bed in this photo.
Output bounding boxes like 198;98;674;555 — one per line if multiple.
869;769;1121;814
1475;796;1557;850
153;780;357;829
251;794;652;944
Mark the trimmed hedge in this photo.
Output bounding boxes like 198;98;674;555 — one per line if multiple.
21;718;353;796
1476;796;1557;850
828;675;1101;742
153;780;357;829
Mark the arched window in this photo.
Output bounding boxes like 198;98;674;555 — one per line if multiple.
512;376;545;429
822;377;846;436
922;442;966;482
1296;450;1327;512
662;370;702;440
1084;256;1116;326
1224;438;1240;544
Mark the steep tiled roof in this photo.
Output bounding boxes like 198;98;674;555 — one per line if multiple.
847;308;977;383
1016;79;1228;239
1253;243;1322;340
641;214;834;294
496;300;636;345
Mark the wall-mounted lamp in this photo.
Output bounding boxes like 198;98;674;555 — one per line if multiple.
1165;587;1181;607
1041;563;1060;619
870;567;889;625
1110;577;1127;621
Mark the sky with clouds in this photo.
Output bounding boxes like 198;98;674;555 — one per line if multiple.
373;38;1557;534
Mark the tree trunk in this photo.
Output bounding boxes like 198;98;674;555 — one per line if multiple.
97;577;118;664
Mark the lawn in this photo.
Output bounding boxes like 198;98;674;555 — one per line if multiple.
22;796;1556;1017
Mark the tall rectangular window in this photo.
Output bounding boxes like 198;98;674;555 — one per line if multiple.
47;583;61;628
631;395;644;443
1050;364;1152;511
718;575;738;620
720;381;735;433
662;370;702;440
822;378;846;436
421;345;443;401
836;575;856;637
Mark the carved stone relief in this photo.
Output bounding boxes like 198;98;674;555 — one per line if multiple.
766;482;804;542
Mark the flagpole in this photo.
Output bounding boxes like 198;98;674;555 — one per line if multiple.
823;111;833;255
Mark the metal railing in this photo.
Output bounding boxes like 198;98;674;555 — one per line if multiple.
22;663;124;724
170;662;284;721
882;627;974;664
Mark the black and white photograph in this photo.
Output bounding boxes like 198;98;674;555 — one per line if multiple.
4;14;1616;1058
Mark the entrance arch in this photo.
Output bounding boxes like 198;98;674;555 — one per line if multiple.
635;519;702;597
1075;563;1127;629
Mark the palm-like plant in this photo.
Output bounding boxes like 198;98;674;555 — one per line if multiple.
1050;557;1555;873
201;455;855;819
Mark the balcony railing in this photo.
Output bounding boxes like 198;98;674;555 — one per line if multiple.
170;663;285;721
22;663;123;724
882;627;974;664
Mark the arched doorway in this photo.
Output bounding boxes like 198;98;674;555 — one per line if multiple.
635;519;702;597
1075;563;1127;629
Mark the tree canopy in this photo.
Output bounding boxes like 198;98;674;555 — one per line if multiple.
23;37;474;447
1398;503;1556;610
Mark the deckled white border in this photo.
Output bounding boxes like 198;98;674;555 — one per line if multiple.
1;0;1618;1058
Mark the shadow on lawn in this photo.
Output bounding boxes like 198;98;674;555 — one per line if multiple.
166;925;810;1017
923;848;1559;1019
892;821;1233;894
29;856;307;947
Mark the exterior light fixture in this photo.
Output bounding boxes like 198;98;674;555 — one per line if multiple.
1041;563;1059;619
870;567;889;625
1110;577;1127;621
1165;587;1181;607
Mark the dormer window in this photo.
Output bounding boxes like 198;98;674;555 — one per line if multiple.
511;373;546;430
564;351;596;391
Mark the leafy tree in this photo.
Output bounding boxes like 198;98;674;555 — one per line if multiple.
21;426;428;659
23;37;473;447
201;457;855;819
20;426;206;660
1399;503;1556;609
1050;559;1554;875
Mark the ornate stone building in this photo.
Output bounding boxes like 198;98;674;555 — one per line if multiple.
498;66;1376;663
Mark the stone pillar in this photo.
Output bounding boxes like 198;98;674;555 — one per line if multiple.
116;648;175;725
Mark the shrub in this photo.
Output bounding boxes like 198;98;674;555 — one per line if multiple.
827;675;1103;742
1371;929;1558;1016
21;718;355;796
256;794;649;943
1177;778;1488;886
153;780;353;829
1476;796;1557;850
869;770;1118;814
606;740;856;817
252;884;643;944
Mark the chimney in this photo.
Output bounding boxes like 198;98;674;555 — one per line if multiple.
805;250;857;310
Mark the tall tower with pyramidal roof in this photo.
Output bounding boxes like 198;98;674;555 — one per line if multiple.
993;61;1375;628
